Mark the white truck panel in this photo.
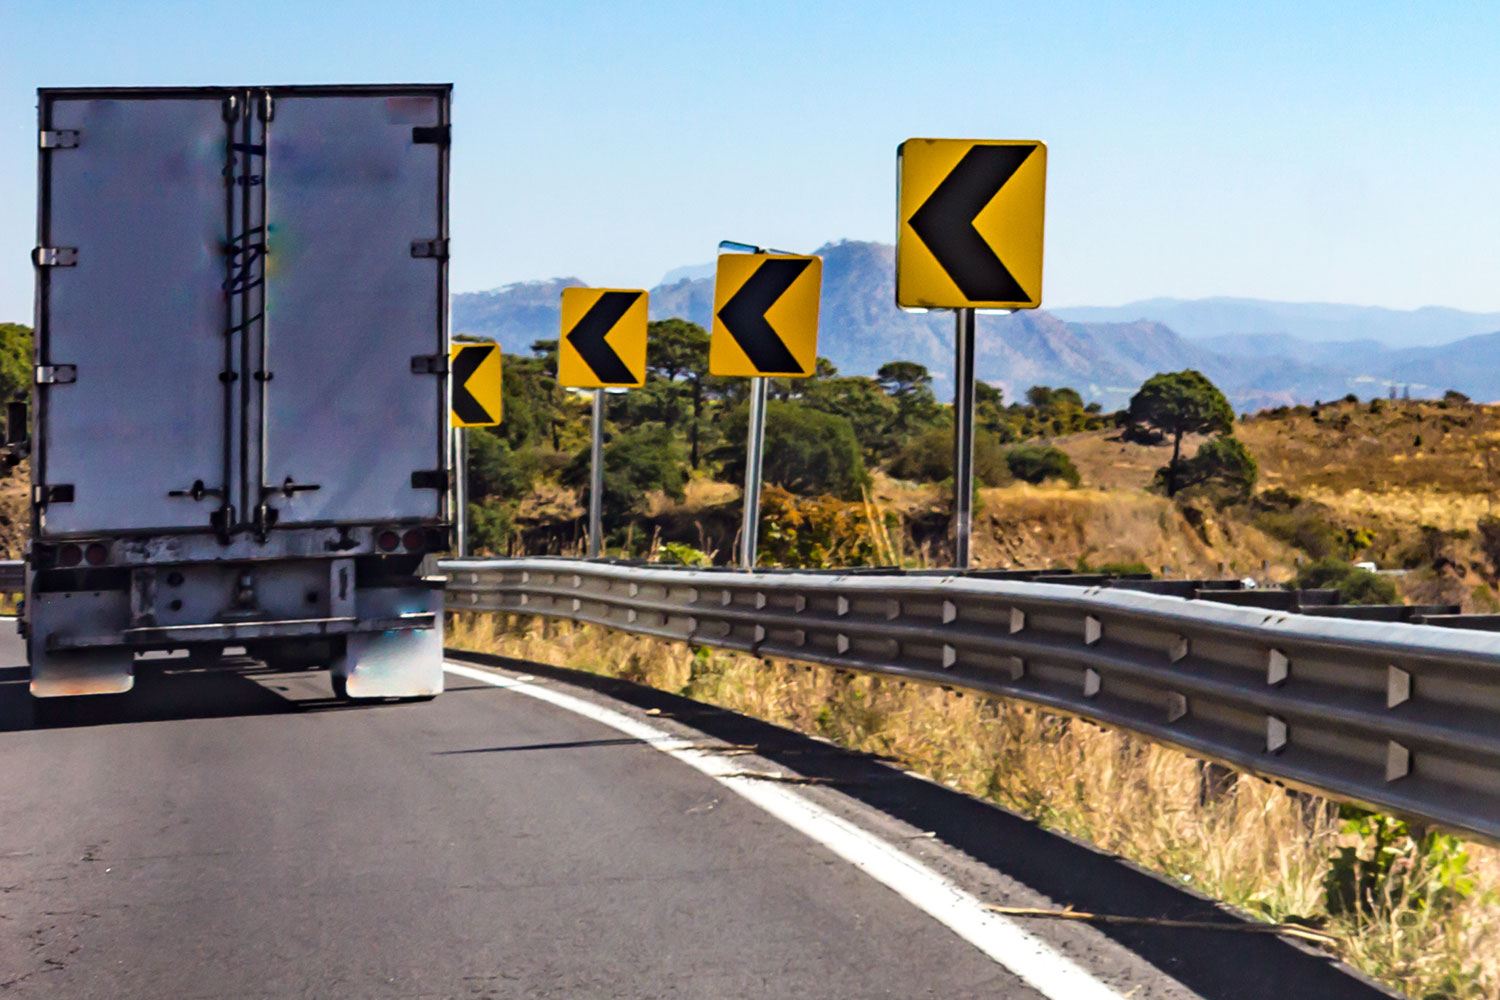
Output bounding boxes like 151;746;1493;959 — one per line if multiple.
40;97;229;534
263;94;445;524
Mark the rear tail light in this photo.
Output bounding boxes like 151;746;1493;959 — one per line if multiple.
402;529;426;553
84;543;108;566
377;530;400;552
58;544;83;567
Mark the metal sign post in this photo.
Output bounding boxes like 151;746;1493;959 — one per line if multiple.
588;388;605;558
454;425;467;556
709;239;823;572
895;138;1047;570
952;308;977;569
741;375;769;570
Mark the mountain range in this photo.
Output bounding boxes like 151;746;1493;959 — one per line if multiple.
452;241;1500;412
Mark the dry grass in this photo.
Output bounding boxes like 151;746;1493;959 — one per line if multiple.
1239;399;1500;497
971;484;1297;580
450;613;1500;999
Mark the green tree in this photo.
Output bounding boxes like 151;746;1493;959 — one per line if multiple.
1005;444;1080;486
0;324;32;403
563;425;686;523
802;374;898;461
465;427;540;503
877;360;943;446
716;401;869;499
1127;370;1235;496
1160;435;1258;501
645;319;711;467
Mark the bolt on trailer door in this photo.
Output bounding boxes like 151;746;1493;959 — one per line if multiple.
35;93;234;536
255;88;450;528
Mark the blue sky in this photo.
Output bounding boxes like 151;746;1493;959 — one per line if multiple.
3;1;1499;322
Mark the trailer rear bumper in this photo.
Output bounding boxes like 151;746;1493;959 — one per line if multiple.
47;611;437;652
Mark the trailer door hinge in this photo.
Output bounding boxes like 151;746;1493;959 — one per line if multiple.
410;238;449;260
35;484;74;505
412;125;450;146
40;129;79;149
410;354;448;375
33;247;77;267
36;364;76;385
411;470;448;490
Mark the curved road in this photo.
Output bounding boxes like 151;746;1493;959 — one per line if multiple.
0;633;1395;999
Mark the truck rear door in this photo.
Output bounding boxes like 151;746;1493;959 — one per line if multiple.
256;89;449;528
34;85;451;541
36;92;232;536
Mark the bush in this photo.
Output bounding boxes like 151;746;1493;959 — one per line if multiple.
564;425;685;521
466;500;516;556
1293;557;1398;605
756;486;893;568
466;429;540;503
887;423;1010;487
1005;445;1080;486
717;401;870;500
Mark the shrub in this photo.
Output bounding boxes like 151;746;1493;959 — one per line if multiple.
658;541;712;567
717;401;870;500
888;423;1010;487
1293;557;1398;605
466;500;516;556
1005;445;1080;486
1255;504;1343;559
466;429;540;503
756;486;894;568
564;425;685;521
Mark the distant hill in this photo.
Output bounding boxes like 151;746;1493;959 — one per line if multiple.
451;244;1500;410
1051;297;1500;349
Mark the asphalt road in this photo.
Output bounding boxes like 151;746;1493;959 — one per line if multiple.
0;633;1398;1000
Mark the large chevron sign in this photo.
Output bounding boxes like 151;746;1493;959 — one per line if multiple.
559;288;648;389
708;253;822;378
896;139;1047;310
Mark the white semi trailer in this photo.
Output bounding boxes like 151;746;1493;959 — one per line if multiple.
24;84;454;702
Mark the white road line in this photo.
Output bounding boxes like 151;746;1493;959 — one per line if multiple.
445;661;1127;1000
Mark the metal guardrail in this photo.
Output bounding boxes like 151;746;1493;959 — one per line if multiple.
441;557;1500;843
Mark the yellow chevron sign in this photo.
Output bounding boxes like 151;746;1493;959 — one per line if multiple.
897;138;1046;310
451;341;502;427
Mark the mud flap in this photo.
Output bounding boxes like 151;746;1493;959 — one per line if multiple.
330;584;444;699
29;590;134;697
30;643;134;697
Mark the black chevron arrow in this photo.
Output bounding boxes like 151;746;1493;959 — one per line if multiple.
565;290;641;383
452;343;496;423
909;144;1034;302
716;258;809;374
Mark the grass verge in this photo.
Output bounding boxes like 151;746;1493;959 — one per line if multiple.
449;612;1500;999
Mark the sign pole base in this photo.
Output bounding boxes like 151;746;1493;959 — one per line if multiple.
589;388;605;559
741;376;769;571
953;307;976;569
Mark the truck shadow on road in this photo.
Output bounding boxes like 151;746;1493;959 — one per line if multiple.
453;649;1400;1000
0;659;364;732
